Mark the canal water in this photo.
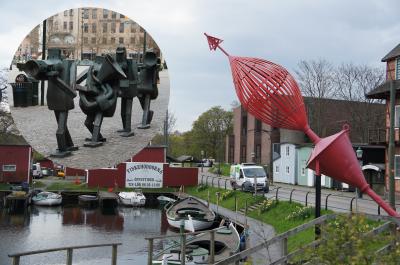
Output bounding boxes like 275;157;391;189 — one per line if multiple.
0;205;178;265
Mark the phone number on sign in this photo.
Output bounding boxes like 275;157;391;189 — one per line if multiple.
127;182;162;188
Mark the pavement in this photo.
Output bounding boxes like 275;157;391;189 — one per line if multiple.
6;67;169;169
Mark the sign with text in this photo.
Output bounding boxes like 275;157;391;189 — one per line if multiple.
125;162;163;188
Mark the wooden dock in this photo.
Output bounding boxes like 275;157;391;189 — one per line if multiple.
98;191;118;209
5;192;31;212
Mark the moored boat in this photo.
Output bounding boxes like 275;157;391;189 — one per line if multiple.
78;194;98;207
32;192;62;206
166;196;215;231
153;223;240;264
118;191;146;207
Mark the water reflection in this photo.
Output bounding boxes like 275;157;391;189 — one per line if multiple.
0;205;176;265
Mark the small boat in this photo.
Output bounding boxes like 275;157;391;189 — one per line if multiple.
157;195;176;206
118;191;146;207
166;196;215;231
78;194;98;207
153;223;240;264
32;192;62;206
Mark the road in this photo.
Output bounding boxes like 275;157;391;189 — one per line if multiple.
198;168;397;216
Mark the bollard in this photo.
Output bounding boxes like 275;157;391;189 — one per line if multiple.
218;178;221;188
378;205;381;216
305;191;310;206
147;239;154;265
350;197;356;212
180;221;186;265
325;194;332;210
276;187;281;201
210;230;215;263
201;175;204;185
207;176;210;185
212;177;215;187
111;244;117;265
289;189;296;203
225;179;228;190
207;190;210;208
66;248;73;265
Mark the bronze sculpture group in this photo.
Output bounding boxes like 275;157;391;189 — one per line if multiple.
17;46;160;158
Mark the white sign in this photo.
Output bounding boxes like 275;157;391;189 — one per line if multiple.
125;162;163;188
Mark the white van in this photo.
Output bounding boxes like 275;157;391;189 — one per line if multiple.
32;163;43;179
230;163;269;192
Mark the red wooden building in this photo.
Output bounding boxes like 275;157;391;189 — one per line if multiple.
0;144;32;183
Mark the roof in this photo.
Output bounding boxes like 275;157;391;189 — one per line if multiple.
0;133;29;146
381;43;400;62
366;80;400;99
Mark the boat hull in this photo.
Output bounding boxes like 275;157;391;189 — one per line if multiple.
118;192;146;207
119;197;146;207
33;198;62;206
167;217;213;231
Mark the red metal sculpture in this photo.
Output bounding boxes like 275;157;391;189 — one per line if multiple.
205;33;399;217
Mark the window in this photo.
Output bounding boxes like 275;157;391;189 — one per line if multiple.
69;21;73;30
120;14;125;18
396;155;400;179
301;167;305;176
69;9;74;16
63;21;67;30
92;8;97;19
273;143;280;155
242;116;247;135
112;11;117;18
275;165;279;173
111;22;116;33
64;10;68;16
397;58;400;80
83;23;88;33
103;9;108;18
92;23;97;33
91;37;96;44
82;9;89;19
111;37;115;44
255;119;262;132
119;23;124;33
83;37;88;44
119;37;124;44
54;21;58;30
395;106;400;128
102;23;107;33
3;165;16;172
102;37;107;44
130;37;135;44
286;146;290;156
286;166;290;174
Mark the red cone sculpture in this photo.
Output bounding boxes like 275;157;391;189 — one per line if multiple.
205;33;399;217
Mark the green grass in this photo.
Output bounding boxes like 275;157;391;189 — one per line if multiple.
0;183;11;190
186;185;264;211
32;181;46;188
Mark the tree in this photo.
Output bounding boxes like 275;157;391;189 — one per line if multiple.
190;106;233;160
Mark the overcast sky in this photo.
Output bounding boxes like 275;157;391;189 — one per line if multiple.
0;0;399;131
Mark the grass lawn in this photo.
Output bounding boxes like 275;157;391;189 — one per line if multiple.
209;163;231;176
0;183;11;190
186;186;264;211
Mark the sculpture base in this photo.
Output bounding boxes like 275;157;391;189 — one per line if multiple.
67;146;79;151
84;142;103;148
120;131;135;137
85;137;106;142
137;124;150;129
50;150;72;158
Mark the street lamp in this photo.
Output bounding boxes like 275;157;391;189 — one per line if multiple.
201;150;204;173
356;147;363;199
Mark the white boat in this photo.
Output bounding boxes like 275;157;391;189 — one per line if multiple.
32;192;62;206
166;197;215;231
118;191;146;207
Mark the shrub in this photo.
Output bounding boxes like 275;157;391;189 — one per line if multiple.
258;199;277;215
196;185;208;192
220;190;234;201
286;206;314;221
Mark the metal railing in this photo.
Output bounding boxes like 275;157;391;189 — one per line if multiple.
8;243;122;265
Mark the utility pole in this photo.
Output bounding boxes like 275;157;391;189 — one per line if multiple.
40;19;46;105
389;80;396;209
164;110;169;155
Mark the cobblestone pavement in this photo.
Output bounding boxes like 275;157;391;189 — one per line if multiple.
7;69;169;169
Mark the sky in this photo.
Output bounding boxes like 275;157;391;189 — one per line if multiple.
0;0;399;131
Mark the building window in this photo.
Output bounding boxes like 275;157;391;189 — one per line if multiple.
242;116;247;135
91;37;96;44
286;146;290;156
395;106;400;128
111;37;115;44
273;143;280;155
275;165;279;173
119;37;124;44
64;10;68;16
112;11;117;18
83;37;88;44
130;37;135;44
286;166;290;174
92;8;97;19
397;58;400;80
63;21;67;30
103;9;108;18
82;9;89;19
396;155;400;179
102;37;107;44
54;21;58;30
69;21;73;30
83;23;88;33
111;22;116;33
102;23;107;33
69;9;74;16
92;23;97;33
119;23;124;33
255;119;262;132
3;165;16;172
120;14;125;18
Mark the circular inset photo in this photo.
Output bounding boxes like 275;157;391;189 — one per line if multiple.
7;7;169;169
